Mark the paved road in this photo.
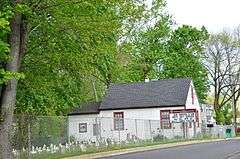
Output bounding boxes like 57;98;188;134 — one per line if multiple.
100;139;240;159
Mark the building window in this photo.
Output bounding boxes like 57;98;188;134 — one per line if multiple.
160;110;171;129
114;112;124;130
79;123;87;133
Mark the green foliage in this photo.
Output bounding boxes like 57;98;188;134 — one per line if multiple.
215;109;225;124
123;21;209;100
215;104;233;125
121;15;172;81
0;6;25;85
0;7;12;65
3;0;208;115
0;69;25;84
15;4;32;17
16;0;166;115
162;26;209;100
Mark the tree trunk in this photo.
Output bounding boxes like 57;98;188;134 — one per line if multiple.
233;99;237;134
0;10;22;159
214;89;221;124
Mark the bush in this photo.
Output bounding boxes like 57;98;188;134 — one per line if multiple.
153;134;165;142
173;135;183;140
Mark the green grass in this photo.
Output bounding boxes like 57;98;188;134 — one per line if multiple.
18;136;221;159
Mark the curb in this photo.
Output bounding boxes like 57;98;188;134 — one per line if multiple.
64;138;240;159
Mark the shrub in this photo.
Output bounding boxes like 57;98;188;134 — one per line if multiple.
153;134;165;142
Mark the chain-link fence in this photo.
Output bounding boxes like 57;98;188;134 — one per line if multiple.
69;116;199;143
12;115;68;159
11;115;235;159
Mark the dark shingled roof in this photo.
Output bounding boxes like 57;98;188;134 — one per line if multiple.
68;102;101;115
99;78;191;110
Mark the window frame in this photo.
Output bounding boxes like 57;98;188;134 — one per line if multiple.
113;112;124;131
160;110;171;129
79;123;87;133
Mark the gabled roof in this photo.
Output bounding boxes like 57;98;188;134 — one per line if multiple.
99;78;191;110
68;101;101;115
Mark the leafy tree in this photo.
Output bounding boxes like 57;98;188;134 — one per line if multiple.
123;22;209;101
0;2;26;158
223;104;233;125
0;0;166;157
215;103;233;125
122;16;172;81
203;29;240;125
0;5;24;85
15;0;167;116
162;26;209;100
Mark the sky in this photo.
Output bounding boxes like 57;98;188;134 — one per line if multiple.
166;0;240;33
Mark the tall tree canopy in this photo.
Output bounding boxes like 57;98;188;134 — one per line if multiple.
13;0;166;116
1;0;168;157
203;29;240;124
122;21;209;101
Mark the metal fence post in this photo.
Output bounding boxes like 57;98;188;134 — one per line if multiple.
135;119;138;139
99;117;102;141
95;117;98;144
186;122;188;139
193;121;196;138
149;120;153;141
162;126;165;142
182;122;185;139
172;124;175;140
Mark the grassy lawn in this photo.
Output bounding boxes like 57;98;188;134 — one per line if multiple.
19;135;218;159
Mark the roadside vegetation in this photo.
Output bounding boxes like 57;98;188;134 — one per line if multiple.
17;135;217;159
